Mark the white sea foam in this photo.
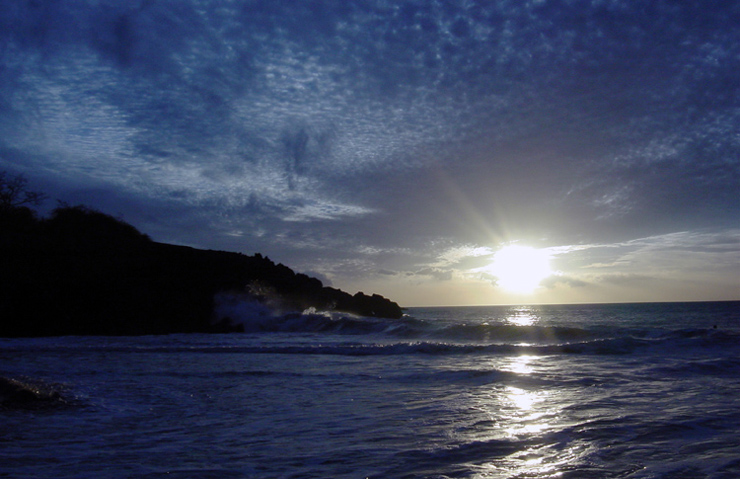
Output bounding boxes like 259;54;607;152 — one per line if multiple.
0;302;738;478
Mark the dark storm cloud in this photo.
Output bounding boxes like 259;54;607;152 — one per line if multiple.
0;0;738;296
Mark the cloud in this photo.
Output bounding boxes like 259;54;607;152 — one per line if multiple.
591;273;655;287
433;245;495;268
546;230;740;294
480;273;498;288
413;268;453;282
541;275;588;289
0;1;737;303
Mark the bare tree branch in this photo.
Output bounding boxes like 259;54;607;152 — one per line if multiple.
0;171;48;210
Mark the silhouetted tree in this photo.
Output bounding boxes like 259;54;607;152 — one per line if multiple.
45;203;151;243
0;174;402;337
0;171;47;211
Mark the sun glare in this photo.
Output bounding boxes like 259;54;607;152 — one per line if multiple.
490;245;552;294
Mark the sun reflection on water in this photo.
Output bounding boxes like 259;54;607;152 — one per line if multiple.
505;307;539;326
503;386;552;437
464;354;588;478
497;356;554;438
506;386;537;411
504;354;535;375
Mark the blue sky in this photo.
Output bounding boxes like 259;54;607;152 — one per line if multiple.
1;0;738;305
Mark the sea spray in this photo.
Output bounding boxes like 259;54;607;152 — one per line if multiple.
1;302;738;478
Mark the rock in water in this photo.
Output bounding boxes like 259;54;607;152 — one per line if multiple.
0;376;66;409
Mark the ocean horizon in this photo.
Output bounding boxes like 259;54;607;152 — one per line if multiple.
2;300;739;478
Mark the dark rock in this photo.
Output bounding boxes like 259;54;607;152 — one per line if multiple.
0;377;67;410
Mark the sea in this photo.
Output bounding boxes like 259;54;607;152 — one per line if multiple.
1;301;739;479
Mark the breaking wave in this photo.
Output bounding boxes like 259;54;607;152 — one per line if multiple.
212;296;738;354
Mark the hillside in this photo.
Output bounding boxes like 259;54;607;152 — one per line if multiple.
0;204;402;337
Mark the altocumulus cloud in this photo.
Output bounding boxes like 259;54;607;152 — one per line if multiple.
0;0;738;303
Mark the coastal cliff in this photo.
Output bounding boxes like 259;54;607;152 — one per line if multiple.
0;205;402;337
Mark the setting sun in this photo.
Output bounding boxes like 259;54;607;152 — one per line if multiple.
489;245;552;294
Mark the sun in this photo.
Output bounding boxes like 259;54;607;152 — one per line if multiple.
489;245;552;294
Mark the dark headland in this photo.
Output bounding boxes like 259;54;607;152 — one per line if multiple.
0;200;402;338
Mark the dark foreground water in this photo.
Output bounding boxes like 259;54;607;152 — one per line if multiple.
1;301;739;478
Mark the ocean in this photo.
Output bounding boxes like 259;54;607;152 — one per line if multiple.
1;301;739;478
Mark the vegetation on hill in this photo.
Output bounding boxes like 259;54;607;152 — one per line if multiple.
0;172;402;337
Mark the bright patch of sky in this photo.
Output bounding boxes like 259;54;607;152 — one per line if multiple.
0;0;737;305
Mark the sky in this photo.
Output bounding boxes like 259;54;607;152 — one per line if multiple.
1;0;738;306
